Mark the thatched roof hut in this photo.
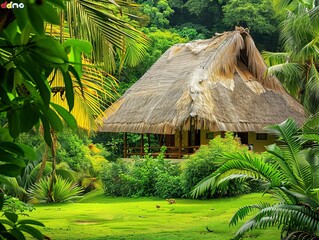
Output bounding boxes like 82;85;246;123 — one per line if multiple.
99;27;305;135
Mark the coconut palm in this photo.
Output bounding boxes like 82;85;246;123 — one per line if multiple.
191;118;319;239
48;0;149;131
263;0;319;114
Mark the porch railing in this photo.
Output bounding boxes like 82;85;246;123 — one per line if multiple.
124;146;200;158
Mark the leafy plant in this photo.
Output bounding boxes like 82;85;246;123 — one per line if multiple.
0;193;44;240
2;196;34;215
182;133;251;198
191;118;319;239
101;147;184;198
28;176;83;203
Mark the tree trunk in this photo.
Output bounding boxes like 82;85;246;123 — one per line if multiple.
47;131;57;202
36;145;49;182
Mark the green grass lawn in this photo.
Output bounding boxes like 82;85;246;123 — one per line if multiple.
25;191;280;240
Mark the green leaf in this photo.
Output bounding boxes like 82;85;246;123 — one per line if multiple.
61;71;74;111
10;228;26;240
4;212;18;223
27;5;44;35
14;8;30;35
0;176;12;189
16;60;50;107
34;37;68;62
37;2;60;25
2;21;18;43
63;39;92;55
0;142;24;156
44;107;64;132
69;47;82;78
0;127;13;142
68;65;84;97
19;103;39;133
39;114;52;147
0;219;15;227
0;164;22;177
47;0;65;10
7;110;20;139
18;225;44;240
16;144;37;161
17;220;45;227
50;103;77;130
0;153;26;167
0;192;4;211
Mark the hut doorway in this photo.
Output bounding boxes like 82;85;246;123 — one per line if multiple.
188;129;200;153
164;134;175;146
235;132;248;145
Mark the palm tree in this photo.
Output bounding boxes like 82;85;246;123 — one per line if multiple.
41;0;149;197
191;118;319;239
263;0;319;114
48;0;149;131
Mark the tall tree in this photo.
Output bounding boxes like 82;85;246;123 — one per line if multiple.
264;0;319;114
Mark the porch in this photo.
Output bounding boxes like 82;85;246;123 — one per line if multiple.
123;129;204;158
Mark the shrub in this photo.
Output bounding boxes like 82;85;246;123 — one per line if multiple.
2;196;34;214
101;151;185;198
182;132;252;198
155;173;184;198
100;161;133;196
28;176;83;203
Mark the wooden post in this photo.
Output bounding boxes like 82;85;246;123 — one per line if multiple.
147;133;151;152
140;134;144;156
221;131;225;138
159;134;163;147
124;132;127;158
178;130;182;159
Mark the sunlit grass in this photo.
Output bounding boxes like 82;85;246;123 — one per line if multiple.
26;191;280;240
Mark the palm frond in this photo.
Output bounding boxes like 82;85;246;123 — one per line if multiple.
301;149;319;190
280;186;319;207
266;144;302;189
303;113;319;132
298;36;319;62
191;153;283;198
273;0;300;14
66;0;149;72
266;62;304;97
229;202;271;226
263;51;289;65
50;61;118;131
265;119;306;188
304;63;319;113
309;5;319;31
233;204;319;240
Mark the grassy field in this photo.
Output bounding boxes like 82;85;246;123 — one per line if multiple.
25;191;280;240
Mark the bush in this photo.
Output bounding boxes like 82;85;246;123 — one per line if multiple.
101;133;257;199
101;150;185;198
182;132;252;198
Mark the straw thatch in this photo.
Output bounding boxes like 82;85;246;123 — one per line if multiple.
99;27;305;134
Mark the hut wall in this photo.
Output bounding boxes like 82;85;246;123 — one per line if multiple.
172;130;277;153
248;132;277;152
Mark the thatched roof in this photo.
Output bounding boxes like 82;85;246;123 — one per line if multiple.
99;27;305;134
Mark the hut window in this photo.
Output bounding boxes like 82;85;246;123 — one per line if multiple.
206;133;214;139
256;133;267;140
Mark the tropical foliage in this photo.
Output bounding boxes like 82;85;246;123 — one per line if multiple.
101;148;184;198
28;175;83;203
192;118;319;239
264;0;319;114
182;133;252;198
